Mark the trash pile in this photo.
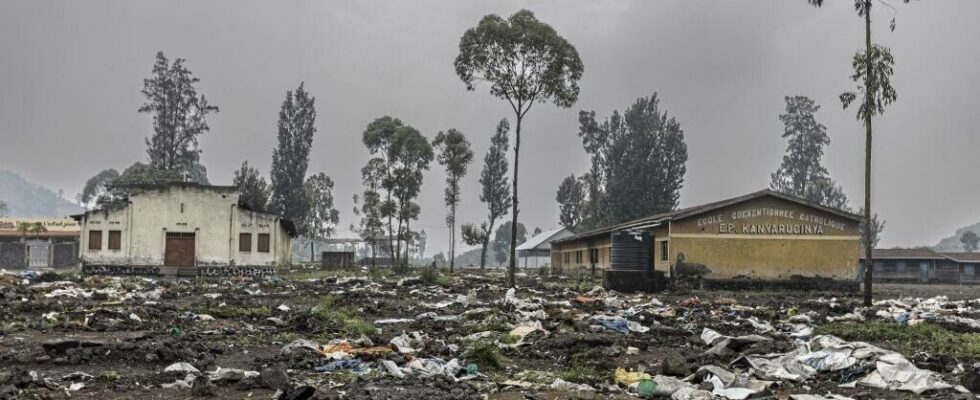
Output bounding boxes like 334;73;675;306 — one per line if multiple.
2;268;980;399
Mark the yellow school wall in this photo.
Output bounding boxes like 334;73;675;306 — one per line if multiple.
668;195;859;280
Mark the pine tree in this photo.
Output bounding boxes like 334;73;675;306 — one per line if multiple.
769;96;832;198
139;52;218;182
270;83;317;229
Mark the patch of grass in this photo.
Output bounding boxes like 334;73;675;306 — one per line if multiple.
499;334;520;345
419;266;452;287
463;341;504;371
815;322;980;357
99;370;121;382
556;363;604;384
314;295;376;335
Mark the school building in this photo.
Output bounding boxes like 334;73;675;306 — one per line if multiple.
550;189;863;291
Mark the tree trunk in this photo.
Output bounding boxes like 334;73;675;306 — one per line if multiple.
449;203;455;273
862;0;874;307
508;114;522;288
481;218;495;270
386;195;395;271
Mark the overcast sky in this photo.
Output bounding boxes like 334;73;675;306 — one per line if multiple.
2;0;978;256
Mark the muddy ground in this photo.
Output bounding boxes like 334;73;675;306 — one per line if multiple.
1;268;979;399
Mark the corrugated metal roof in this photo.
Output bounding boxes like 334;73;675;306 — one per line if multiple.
553;188;861;244
516;228;572;251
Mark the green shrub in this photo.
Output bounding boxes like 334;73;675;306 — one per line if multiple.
464;341;504;371
314;295;376;335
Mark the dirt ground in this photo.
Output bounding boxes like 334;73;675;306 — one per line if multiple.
1;268;979;399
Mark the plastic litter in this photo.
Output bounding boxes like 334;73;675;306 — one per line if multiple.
614;368;651;385
636;380;657;398
315;359;367;374
164;362;201;374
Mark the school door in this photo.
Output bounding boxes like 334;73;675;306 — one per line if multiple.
164;232;196;266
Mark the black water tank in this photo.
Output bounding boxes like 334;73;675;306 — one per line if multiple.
609;230;652;271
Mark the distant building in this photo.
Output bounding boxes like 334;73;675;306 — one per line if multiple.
72;183;296;275
0;217;80;269
516;227;573;269
551;189;862;291
859;248;980;284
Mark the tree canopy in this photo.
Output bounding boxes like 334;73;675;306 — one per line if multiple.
139;51;217;181
233;161;270;212
270;82;317;228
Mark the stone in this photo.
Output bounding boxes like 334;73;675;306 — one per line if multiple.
190;375;215;397
260;366;290;391
962;370;980;393
278;385;315;400
661;353;691;377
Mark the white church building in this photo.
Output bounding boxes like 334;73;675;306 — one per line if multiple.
73;183;295;274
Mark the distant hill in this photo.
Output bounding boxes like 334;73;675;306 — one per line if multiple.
934;223;980;252
0;170;82;217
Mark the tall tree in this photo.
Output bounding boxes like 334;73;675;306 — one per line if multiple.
858;207;885;250
770;96;832;198
303;172;340;239
362;117;402;267
433;129;474;273
456;9;584;287
571;94;688;228
233;161;270;212
271;83;317;230
139;52;217;182
493;221;526;265
556;174;585;231
808;0;901;306
78;169;121;209
962;231;980;253
390;125;433;268
464;119;512;269
352;158;388;266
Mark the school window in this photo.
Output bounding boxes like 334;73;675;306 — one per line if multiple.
575;250;582;264
965;265;976;276
896;261;907;273
88;230;102;251
107;230;121;250
257;233;271;253
239;233;252;252
590;248;599;263
872;261;885;272
660;241;668;261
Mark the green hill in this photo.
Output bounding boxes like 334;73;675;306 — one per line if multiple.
0;170;82;217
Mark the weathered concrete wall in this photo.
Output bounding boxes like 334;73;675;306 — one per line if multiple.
0;242;26;268
669;195;859;281
52;243;78;267
552;194;859;284
80;185;291;267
